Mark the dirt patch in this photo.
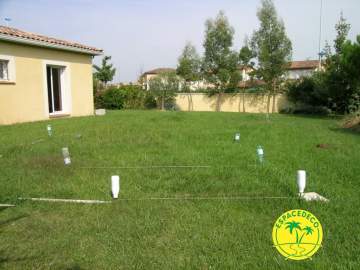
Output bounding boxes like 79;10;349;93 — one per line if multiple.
25;155;63;168
316;144;331;149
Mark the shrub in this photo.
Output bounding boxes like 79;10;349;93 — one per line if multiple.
94;85;157;110
101;87;126;110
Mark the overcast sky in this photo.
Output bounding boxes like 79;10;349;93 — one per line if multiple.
1;0;360;83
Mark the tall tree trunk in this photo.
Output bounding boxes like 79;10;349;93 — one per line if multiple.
189;93;193;111
216;92;223;112
272;81;277;113
266;92;271;117
272;93;276;113
161;93;165;111
242;87;246;113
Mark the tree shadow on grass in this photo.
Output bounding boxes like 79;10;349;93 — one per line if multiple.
328;126;360;136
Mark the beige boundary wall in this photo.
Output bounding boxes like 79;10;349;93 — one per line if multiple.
0;41;94;125
175;93;290;113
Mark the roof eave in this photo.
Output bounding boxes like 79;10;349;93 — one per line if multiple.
0;34;103;56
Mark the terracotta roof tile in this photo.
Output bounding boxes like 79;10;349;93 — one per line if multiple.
0;25;102;55
143;68;176;75
288;60;319;70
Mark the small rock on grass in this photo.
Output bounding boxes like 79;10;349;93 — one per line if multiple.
300;192;329;202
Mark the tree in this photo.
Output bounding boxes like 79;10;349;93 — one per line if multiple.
239;37;255;112
148;71;180;110
250;0;292;115
93;56;116;88
334;12;351;55
177;42;201;111
202;11;241;111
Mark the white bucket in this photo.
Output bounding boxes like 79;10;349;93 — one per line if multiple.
111;175;120;199
297;170;306;194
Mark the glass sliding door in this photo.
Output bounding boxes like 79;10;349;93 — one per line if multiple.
46;66;63;114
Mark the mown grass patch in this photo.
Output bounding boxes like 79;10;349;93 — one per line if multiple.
0;111;359;269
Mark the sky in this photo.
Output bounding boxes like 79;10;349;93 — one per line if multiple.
1;0;360;83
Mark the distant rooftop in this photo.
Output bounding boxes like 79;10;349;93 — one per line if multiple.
143;68;176;75
0;25;103;55
289;60;319;70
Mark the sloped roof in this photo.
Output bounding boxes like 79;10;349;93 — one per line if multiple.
143;68;176;75
0;25;102;55
288;60;319;70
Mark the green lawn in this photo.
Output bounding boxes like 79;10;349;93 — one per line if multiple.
0;111;359;269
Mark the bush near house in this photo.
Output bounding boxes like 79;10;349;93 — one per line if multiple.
95;85;157;110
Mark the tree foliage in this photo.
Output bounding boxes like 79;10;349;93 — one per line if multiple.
250;0;292;114
287;14;360;114
334;12;351;55
148;71;180;110
93;56;116;87
202;11;241;111
177;42;201;85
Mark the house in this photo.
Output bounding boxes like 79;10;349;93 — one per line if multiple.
286;60;320;80
141;68;176;90
0;25;102;125
140;60;320;92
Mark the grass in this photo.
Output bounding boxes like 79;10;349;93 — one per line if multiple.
0;111;359;269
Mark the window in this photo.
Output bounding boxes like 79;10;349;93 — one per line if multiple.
0;55;15;83
0;60;9;81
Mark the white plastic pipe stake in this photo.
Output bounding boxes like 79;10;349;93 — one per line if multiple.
62;147;71;165
47;124;52;136
111;175;120;199
234;133;240;141
297;170;306;194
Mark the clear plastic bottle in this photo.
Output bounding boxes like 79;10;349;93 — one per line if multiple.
257;145;264;163
62;147;71;165
47;124;52;136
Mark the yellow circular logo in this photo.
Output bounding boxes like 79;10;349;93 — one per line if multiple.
272;209;323;260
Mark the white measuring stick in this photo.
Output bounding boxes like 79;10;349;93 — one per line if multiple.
81;165;211;169
0;204;16;207
114;196;291;201
18;197;111;204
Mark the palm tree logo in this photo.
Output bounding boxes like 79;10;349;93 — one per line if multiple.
272;209;323;261
285;221;315;255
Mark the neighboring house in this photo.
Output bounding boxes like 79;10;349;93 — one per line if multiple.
141;68;176;90
0;25;102;125
238;65;254;82
286;60;320;80
140;60;320;92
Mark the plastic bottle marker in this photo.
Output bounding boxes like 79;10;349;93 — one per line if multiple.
257;146;264;163
111;176;120;199
297;170;306;194
47;124;52;136
62;147;71;165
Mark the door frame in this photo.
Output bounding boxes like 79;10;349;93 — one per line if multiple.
42;59;72;117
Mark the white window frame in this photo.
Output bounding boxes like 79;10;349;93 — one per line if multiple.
0;54;16;83
42;60;72;117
